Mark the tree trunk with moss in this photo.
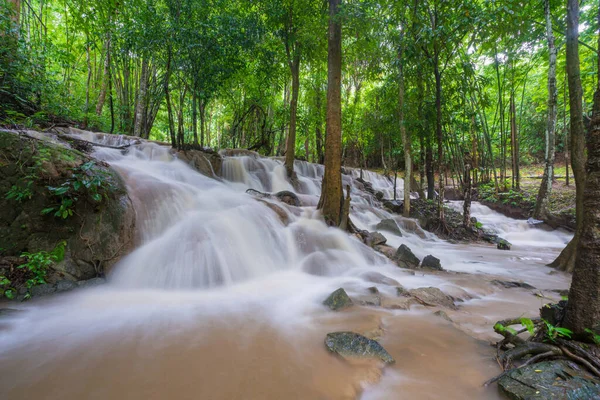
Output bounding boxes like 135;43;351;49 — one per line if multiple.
317;0;343;227
550;0;586;273
564;4;600;334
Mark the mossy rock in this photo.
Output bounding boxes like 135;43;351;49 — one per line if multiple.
323;288;353;311
325;331;395;364
0;130;135;296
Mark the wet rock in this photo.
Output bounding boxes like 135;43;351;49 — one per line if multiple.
409;287;457;310
325;332;395;364
492;280;536;290
498;360;600;400
433;310;453;322
421;255;443;271
383;200;403;214
366;232;387;247
375;191;384;201
177;148;222;178
323;288;354;311
375;219;403;236
497;239;512;250
274;190;301;207
393;244;420;269
360;271;400;286
373;244;396;259
77;277;106;288
396;286;411;297
382;296;416;310
551;289;570;297
257;199;290;225
355;287;382;307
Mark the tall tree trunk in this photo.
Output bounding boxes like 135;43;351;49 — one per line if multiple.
133;58;149;137
398;32;411;217
164;48;176;148
96;36;110;116
285;55;300;178
315;85;324;164
84;35;91;128
434;61;445;223
192;92;198;145
463;151;473;228
534;0;558;219
426;139;435;199
550;0;587;272
510;93;520;190
318;0;343;227
564;2;600;336
199;99;206;147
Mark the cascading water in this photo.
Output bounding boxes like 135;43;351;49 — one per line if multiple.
0;132;574;400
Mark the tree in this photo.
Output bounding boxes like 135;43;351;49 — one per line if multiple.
317;0;343;226
550;0;587;273
533;0;558;220
563;0;600;337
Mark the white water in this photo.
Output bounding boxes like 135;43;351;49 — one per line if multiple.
0;133;574;399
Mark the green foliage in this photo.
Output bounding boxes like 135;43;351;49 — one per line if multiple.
5;145;52;202
0;275;15;299
520;317;536;335
43;161;111;219
17;241;67;290
543;319;573;342
585;329;600;345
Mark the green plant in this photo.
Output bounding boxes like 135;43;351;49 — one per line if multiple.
520;317;536;335
585;329;600;345
17;241;66;289
0;275;15;299
5;181;33;201
42;161;110;219
543;319;573;341
5;145;52;203
475;221;483;229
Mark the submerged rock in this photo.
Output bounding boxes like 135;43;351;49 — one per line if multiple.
360;271;400;286
498;360;600;400
433;310;453;322
274;190;302;207
497;239;512;250
421;255;443;271
323;288;353;311
355;287;382;307
383;200;403;214
375;219;403;236
375;191;384;201
325;332;395;364
492;280;536;290
409;287;457;310
393;244;420;269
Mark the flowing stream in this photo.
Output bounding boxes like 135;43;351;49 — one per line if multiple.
0;134;573;399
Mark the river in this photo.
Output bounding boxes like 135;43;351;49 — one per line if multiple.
0;134;573;399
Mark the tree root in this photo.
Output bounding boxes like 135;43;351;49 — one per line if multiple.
485;316;600;387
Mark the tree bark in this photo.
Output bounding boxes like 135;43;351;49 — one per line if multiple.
510;92;520;191
285;55;300;178
426;139;434;199
133;58;149;137
434;61;445;223
315;85;324;164
318;0;343;227
96;36;111;116
564;2;600;334
550;0;587;272
398;31;411;217
463;151;473;228
534;0;558;219
164;48;176;148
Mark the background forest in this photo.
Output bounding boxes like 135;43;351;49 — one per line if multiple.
0;0;598;181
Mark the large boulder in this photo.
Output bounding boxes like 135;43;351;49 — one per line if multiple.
274;190;301;207
393;244;420;269
325;332;395;364
375;219;403;236
0;130;135;296
498;360;600;400
408;287;457;310
366;232;387;247
383;200;403;214
177;148;222;178
421;255;443;271
323;288;353;311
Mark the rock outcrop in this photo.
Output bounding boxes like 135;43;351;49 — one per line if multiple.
0;130;135;297
323;288;354;311
393;244;420;269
